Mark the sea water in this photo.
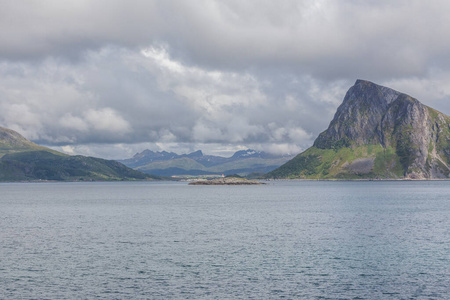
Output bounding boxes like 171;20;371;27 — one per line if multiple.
1;181;449;299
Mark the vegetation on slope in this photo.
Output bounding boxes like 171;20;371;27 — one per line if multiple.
0;126;61;158
267;144;405;179
0;125;160;182
0;150;160;181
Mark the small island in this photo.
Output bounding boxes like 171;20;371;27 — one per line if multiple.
189;177;266;185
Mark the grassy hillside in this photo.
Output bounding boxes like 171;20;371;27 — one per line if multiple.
0;125;160;182
0;150;158;181
0;126;61;158
267;144;405;179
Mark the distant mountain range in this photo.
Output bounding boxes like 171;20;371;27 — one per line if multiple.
118;149;295;176
0;126;158;181
267;80;450;179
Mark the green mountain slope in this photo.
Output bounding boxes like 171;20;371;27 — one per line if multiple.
0;126;60;157
206;157;291;173
267;80;450;180
0;126;158;181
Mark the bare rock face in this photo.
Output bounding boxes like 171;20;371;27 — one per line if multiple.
315;80;450;179
345;158;375;175
314;79;401;147
379;95;440;178
270;80;450;179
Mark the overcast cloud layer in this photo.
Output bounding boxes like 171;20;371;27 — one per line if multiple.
1;0;450;158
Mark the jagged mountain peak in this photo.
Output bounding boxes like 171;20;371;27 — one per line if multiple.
231;149;259;159
313;79;422;149
185;150;203;158
351;79;401;105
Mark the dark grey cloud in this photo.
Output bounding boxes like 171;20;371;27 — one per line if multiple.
0;0;449;158
3;0;450;78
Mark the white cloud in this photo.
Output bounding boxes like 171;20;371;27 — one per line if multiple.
288;127;312;143
60;145;75;155
142;47;185;74
192;121;223;142
1;0;450;159
59;114;89;132
84;108;131;134
383;69;450;113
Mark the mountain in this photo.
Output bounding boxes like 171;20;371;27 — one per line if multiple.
0;126;53;154
120;150;181;168
267;79;450;180
0;126;158;181
119;149;294;176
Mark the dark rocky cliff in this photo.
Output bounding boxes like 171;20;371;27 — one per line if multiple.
314;79;401;148
268;80;450;179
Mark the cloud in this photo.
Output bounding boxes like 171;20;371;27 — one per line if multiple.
383;69;450;113
84;108;131;134
0;47;326;152
59;114;89;132
2;1;450;80
0;0;450;158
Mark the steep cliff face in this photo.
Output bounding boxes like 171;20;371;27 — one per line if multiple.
268;80;450;179
378;94;450;178
314;79;401;148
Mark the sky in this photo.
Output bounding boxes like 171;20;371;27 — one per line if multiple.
1;0;450;159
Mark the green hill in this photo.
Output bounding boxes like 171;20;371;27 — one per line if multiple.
0;126;159;181
0;126;58;157
267;80;450;180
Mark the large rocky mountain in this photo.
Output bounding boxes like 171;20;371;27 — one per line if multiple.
0;126;157;181
119;149;294;176
268;80;450;179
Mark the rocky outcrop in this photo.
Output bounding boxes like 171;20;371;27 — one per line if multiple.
314;79;401;148
189;177;265;185
268;80;450;179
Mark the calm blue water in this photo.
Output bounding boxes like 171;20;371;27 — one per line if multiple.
1;181;449;299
